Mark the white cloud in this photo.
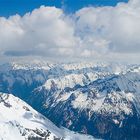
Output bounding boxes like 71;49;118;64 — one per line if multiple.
0;0;140;63
0;6;78;59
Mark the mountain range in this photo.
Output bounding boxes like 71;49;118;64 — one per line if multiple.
0;61;140;140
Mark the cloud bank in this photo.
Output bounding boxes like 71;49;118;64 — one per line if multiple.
0;0;140;63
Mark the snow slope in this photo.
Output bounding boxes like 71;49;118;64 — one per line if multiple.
0;92;99;140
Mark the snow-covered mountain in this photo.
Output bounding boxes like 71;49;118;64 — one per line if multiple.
0;92;99;140
0;92;63;140
31;66;140;140
0;61;140;140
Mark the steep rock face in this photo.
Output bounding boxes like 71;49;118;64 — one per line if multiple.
0;62;140;140
31;71;140;140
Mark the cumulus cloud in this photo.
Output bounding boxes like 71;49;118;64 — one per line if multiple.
0;6;78;60
75;0;140;57
0;0;140;63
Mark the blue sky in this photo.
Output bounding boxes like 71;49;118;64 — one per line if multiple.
0;0;128;17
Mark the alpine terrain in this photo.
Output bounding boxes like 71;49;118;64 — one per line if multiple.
0;92;98;140
0;61;140;140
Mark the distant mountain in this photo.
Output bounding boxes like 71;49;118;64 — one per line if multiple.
0;61;140;140
0;92;98;140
